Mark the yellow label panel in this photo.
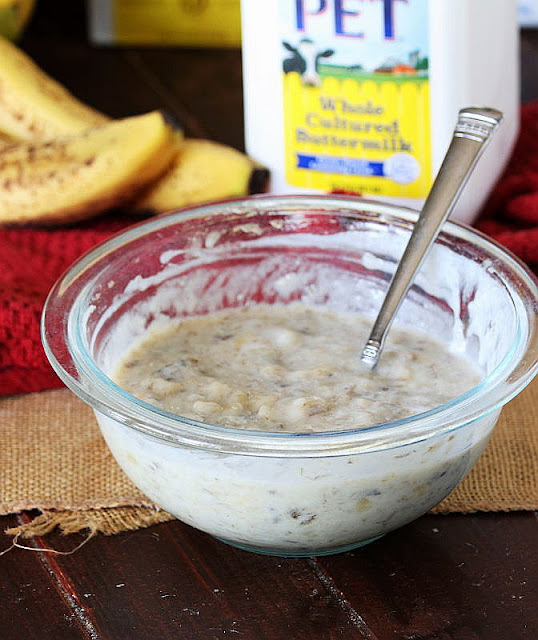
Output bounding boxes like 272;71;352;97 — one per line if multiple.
283;73;431;197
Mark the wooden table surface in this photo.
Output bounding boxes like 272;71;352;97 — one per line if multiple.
2;3;538;639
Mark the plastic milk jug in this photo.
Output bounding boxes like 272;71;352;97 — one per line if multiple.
241;0;520;224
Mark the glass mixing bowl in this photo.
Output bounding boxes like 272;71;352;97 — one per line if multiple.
42;195;538;556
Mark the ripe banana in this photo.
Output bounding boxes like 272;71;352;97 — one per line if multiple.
0;35;108;142
0;37;269;223
134;137;269;214
0;130;16;149
0;0;34;40
0;111;177;225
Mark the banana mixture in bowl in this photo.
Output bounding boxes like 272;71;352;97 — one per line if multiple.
113;303;481;432
42;195;538;556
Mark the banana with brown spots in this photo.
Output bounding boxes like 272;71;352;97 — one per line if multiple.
0;111;176;225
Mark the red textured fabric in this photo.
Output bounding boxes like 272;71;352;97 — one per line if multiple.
475;101;538;272
1;102;538;396
0;216;137;395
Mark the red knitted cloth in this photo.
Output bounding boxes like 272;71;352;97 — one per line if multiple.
0;216;136;395
475;101;538;271
1;102;537;396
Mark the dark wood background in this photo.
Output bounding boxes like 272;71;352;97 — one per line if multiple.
2;2;537;638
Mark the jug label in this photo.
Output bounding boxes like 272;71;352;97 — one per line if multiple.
280;0;431;197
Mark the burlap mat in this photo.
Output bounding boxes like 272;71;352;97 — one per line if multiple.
1;379;537;539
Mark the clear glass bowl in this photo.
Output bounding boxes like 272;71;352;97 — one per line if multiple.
42;195;538;556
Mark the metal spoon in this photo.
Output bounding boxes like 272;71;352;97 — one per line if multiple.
360;107;503;370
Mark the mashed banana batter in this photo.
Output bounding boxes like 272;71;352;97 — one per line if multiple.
113;303;480;431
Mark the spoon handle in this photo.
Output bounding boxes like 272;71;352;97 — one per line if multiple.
360;107;503;369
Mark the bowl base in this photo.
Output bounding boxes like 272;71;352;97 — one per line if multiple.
213;534;384;557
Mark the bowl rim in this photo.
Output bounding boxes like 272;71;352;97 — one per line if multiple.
41;194;538;457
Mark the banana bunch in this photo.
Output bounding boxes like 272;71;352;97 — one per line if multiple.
0;112;177;224
0;0;34;40
0;36;268;225
0;36;108;142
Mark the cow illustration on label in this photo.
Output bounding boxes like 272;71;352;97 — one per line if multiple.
282;39;334;86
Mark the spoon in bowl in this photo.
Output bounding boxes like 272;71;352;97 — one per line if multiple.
360;107;503;370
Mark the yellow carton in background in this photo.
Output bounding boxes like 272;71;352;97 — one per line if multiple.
87;0;241;47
